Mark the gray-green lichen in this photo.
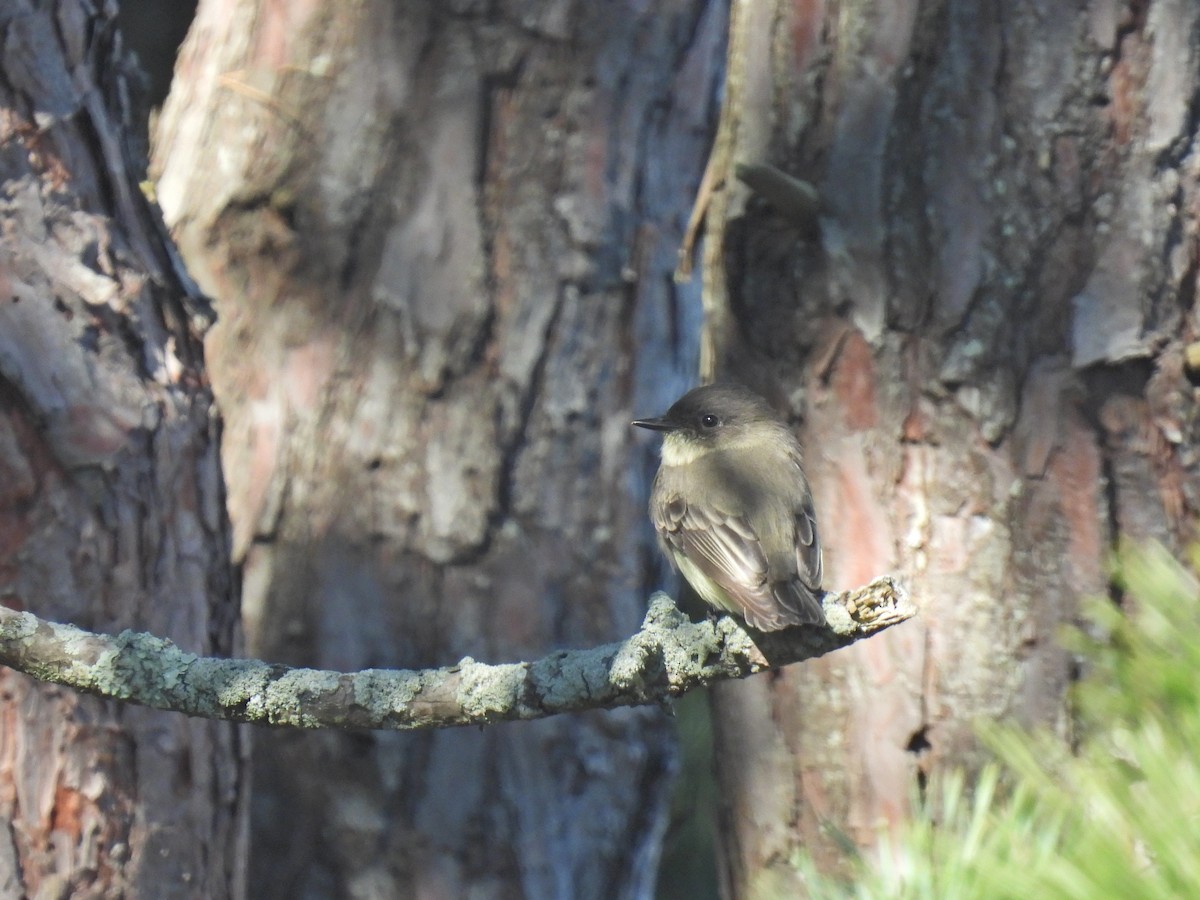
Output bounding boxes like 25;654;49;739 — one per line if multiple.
0;576;913;731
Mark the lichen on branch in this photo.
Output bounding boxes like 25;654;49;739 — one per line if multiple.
0;577;912;730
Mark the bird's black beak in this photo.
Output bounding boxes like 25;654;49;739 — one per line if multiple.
632;416;674;432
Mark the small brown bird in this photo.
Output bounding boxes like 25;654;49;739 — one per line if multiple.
633;383;824;630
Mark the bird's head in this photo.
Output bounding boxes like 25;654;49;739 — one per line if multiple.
632;384;782;464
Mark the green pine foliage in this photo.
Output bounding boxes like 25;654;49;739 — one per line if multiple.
798;543;1200;898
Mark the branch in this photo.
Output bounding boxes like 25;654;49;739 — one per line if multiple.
0;577;913;730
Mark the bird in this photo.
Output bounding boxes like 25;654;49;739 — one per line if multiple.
633;383;825;631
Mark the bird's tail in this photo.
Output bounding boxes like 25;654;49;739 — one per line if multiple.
768;579;826;628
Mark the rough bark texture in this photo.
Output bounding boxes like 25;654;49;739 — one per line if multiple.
151;1;724;896
0;1;244;897
699;0;1200;894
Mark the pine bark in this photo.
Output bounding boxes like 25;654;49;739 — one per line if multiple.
151;1;725;895
703;0;1200;894
0;2;244;897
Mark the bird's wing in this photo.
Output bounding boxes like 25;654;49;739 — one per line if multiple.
791;458;823;596
653;494;823;631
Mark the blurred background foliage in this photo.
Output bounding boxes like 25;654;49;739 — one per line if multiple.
798;543;1200;899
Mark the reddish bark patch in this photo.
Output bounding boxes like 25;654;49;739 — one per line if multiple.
822;435;894;588
50;783;85;839
1108;55;1137;147
789;0;827;76
826;329;878;432
255;0;323;69
1046;420;1104;589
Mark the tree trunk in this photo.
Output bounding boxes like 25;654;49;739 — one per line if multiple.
0;2;244;897
702;0;1200;894
152;0;723;895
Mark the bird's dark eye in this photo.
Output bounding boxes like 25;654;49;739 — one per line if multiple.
700;414;719;429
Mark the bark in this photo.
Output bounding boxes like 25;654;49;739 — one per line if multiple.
151;0;726;896
0;2;244;898
697;0;1200;894
0;579;913;729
